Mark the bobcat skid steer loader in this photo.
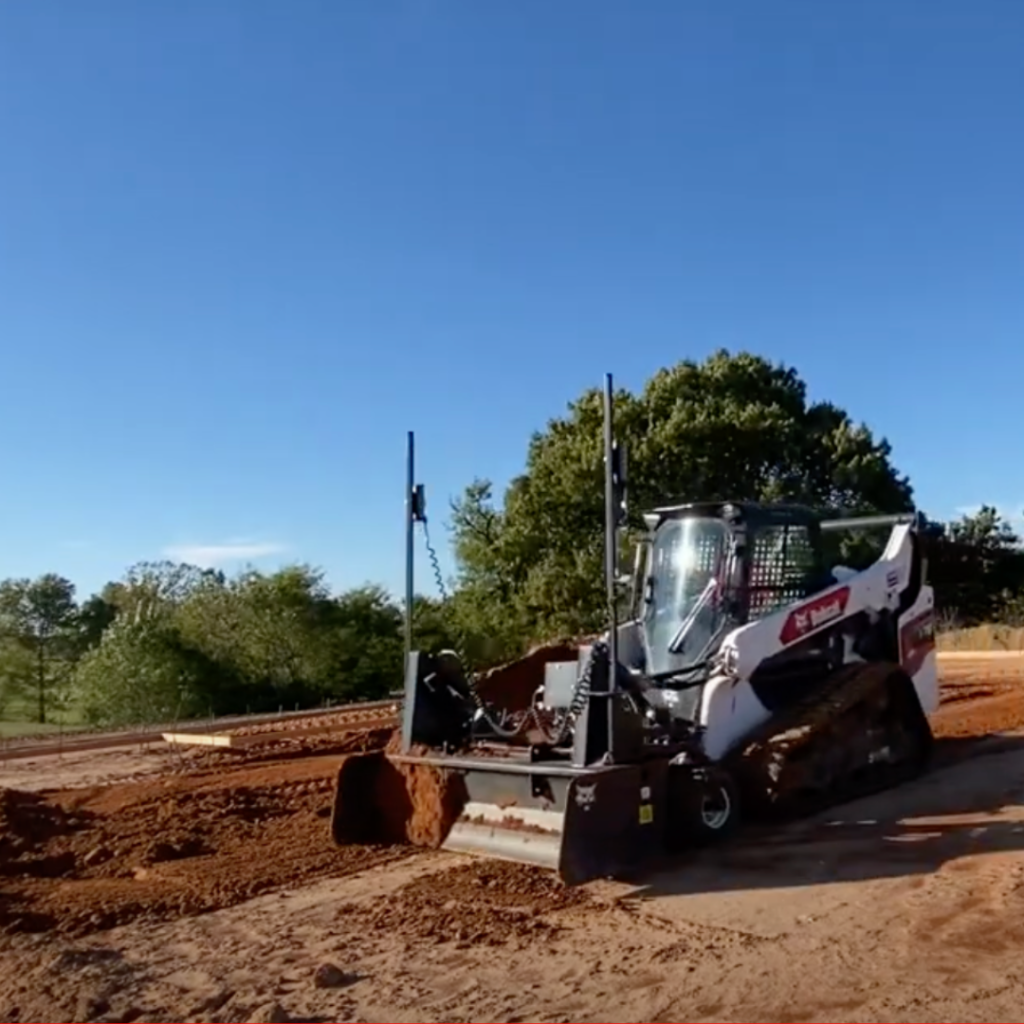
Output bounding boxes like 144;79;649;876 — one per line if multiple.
330;375;940;885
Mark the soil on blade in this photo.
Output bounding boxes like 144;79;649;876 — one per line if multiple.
474;637;594;712
332;730;470;847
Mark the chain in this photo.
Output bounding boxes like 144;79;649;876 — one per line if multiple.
420;518;450;605
418;515;525;738
418;514;600;746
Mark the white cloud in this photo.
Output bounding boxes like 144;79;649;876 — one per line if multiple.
161;540;289;568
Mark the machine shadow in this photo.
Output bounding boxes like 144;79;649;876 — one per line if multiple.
622;731;1024;898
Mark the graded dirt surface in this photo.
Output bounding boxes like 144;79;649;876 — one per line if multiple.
3;659;1024;1021
931;655;1024;742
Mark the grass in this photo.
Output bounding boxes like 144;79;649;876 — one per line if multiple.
937;624;1024;652
0;720;76;738
0;696;89;740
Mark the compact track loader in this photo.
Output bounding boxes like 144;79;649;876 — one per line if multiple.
330;375;941;884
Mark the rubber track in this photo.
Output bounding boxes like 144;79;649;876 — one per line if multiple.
726;660;927;817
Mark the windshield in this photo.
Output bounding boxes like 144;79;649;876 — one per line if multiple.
643;516;730;676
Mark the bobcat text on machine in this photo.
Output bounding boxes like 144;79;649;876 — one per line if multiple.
331;373;941;885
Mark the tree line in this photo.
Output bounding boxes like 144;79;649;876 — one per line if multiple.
2;351;1021;728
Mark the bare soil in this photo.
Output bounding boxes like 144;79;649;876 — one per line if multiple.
2;664;1024;1021
0;729;402;939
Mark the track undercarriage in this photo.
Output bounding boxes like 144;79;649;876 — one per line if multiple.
730;662;934;822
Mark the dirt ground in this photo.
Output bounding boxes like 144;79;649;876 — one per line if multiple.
4;660;1024;1022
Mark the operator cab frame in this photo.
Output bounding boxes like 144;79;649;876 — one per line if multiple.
633;501;829;679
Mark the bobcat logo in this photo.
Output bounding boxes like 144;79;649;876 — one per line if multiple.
575;783;597;810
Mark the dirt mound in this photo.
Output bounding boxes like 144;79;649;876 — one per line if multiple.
0;789;79;857
0;734;414;938
339;859;594;946
474;637;595;711
931;679;1024;740
174;726;394;775
229;705;400;738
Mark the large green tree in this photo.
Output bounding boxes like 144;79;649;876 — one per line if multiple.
450;350;914;648
73;602;217;727
176;564;341;703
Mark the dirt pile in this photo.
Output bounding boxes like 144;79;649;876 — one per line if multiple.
0;789;79;857
338;859;594;947
473;637;594;711
0;734;413;938
176;726;394;774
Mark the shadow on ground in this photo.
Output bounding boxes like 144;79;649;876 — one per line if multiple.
626;731;1024;898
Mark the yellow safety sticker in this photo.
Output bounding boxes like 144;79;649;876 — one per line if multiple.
639;804;654;825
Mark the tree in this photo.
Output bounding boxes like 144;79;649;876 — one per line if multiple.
450;350;915;646
105;561;224;619
0;574;79;722
173;565;325;708
75;593;119;653
73;607;213;727
930;506;1024;623
947;505;1020;551
331;585;405;701
0;639;33;718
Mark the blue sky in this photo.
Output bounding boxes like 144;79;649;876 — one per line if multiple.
2;1;1023;602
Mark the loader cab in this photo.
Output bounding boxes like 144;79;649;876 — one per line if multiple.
637;501;828;678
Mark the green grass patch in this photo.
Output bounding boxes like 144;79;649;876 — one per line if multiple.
0;696;89;739
0;719;76;738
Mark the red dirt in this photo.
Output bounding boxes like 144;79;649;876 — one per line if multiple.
228;704;400;737
474;637;594;711
383;732;469;846
337;858;595;947
0;730;410;939
1;667;1023;945
332;731;470;847
931;680;1024;740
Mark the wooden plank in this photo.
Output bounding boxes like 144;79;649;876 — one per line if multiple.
161;732;238;748
937;650;1024;661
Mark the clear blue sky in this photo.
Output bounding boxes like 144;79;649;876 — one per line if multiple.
2;1;1023;602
